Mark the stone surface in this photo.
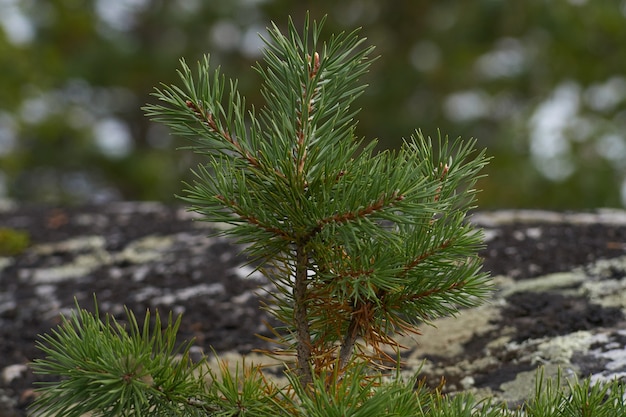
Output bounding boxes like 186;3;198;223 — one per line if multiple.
1;202;626;415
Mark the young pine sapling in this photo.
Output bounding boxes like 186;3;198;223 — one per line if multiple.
144;15;490;386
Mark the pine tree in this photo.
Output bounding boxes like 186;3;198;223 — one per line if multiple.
143;15;490;386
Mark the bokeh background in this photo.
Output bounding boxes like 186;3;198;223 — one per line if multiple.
1;1;626;208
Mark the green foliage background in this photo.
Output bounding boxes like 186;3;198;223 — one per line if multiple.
2;1;626;208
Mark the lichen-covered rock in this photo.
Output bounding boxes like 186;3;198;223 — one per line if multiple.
400;210;626;406
1;203;626;414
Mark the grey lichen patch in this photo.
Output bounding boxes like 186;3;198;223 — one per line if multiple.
32;236;106;256
574;330;626;384
118;235;175;264
30;253;110;284
22;235;177;284
0;257;13;273
499;270;587;298
415;331;593;403
586;255;626;280
582;255;626;309
133;283;226;307
496;331;596;369
397;304;511;396
405;303;501;360
26;236;111;284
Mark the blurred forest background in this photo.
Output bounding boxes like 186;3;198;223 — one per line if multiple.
1;0;626;209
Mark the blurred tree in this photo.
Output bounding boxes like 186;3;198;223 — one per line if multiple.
1;0;625;208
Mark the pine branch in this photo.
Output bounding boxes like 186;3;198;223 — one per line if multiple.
215;194;294;240
401;239;453;274
309;190;405;239
184;99;262;170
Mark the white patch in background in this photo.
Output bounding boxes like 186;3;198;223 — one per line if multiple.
584;77;626;113
475;37;526;80
0;0;34;45
443;90;491;122
93;118;133;159
529;81;580;181
95;0;150;32
211;20;242;52
596;134;626;169
240;25;267;58
20;93;52;125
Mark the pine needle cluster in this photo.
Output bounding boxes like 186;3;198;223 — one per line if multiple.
30;14;625;417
